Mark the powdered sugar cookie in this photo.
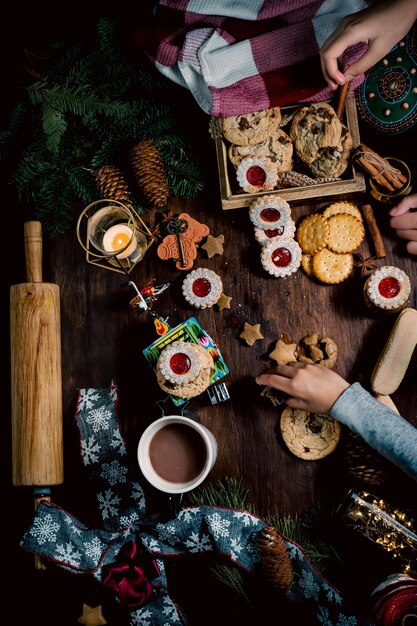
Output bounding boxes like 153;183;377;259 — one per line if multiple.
156;342;214;399
254;220;296;245
280;407;341;460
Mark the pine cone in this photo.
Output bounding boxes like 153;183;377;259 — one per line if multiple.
94;165;131;202
130;139;170;209
257;526;293;592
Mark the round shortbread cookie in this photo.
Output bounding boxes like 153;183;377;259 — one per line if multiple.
221;107;282;146
322;201;363;222
301;254;314;276
312;248;353;284
228;129;293;171
326;213;365;254
296;214;329;254
280;407;341;460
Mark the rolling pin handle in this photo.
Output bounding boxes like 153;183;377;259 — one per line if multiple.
24;221;43;283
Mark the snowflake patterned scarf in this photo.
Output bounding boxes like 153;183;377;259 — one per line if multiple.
21;382;371;625
133;0;370;116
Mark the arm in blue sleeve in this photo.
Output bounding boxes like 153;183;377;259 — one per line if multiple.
330;382;417;483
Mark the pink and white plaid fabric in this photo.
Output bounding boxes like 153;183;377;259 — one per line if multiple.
134;0;371;116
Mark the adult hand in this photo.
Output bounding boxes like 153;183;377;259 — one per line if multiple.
319;0;417;90
389;193;417;255
256;362;349;414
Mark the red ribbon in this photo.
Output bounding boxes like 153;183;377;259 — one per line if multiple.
102;541;157;609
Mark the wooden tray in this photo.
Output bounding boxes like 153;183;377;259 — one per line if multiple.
214;92;366;210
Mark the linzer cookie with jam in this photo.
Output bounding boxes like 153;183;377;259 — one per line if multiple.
364;265;411;313
261;239;301;278
182;268;223;309
249;195;292;230
156;340;214;399
236;157;278;193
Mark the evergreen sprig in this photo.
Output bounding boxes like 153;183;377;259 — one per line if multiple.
1;17;206;236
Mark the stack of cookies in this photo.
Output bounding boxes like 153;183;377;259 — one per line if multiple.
156;340;214;399
296;201;365;284
219;101;352;196
248;195;301;278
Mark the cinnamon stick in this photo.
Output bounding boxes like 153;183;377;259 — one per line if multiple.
362;203;386;258
336;80;352;119
354;155;395;192
357;144;407;189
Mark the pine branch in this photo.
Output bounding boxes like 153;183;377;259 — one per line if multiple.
42;104;67;153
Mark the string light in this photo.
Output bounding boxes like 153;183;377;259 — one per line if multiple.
342;490;417;573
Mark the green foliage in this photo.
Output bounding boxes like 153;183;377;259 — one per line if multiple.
1;17;206;237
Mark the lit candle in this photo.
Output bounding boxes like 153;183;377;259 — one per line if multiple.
102;224;137;259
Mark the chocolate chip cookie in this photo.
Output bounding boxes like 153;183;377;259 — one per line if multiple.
228;129;293;171
221;107;282;146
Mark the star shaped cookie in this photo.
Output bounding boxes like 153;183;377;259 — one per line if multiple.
216;293;232;311
269;339;297;365
240;322;264;346
78;604;107;626
201;234;225;258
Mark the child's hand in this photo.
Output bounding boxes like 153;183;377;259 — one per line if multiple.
389;193;417;256
256;362;349;414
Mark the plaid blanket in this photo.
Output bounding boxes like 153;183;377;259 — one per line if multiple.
133;0;371;116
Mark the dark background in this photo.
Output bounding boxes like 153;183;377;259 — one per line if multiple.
2;5;417;626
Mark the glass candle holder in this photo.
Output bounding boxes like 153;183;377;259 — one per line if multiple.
76;200;155;274
369;157;412;204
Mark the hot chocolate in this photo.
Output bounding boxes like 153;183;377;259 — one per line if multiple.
149;423;207;483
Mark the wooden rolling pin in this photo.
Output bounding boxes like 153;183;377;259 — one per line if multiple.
10;221;63;567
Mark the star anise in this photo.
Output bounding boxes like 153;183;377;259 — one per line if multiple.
353;254;377;277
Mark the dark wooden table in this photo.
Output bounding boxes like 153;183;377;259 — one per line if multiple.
3;10;417;626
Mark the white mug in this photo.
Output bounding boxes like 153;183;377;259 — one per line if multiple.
137;415;217;494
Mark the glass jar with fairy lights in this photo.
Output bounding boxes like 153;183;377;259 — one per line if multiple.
339;489;417;576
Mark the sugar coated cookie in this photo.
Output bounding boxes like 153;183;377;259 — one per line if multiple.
280;407;341;460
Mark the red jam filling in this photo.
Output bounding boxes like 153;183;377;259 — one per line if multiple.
260;207;280;222
272;247;292;267
265;226;284;238
378;276;401;299
246;165;266;187
192;277;212;297
170;353;191;375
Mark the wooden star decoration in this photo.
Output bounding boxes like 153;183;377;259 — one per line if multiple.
240;322;264;346
201;234;225;258
353;254;377;277
269;339;297;365
217;293;232;311
78;604;107;626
